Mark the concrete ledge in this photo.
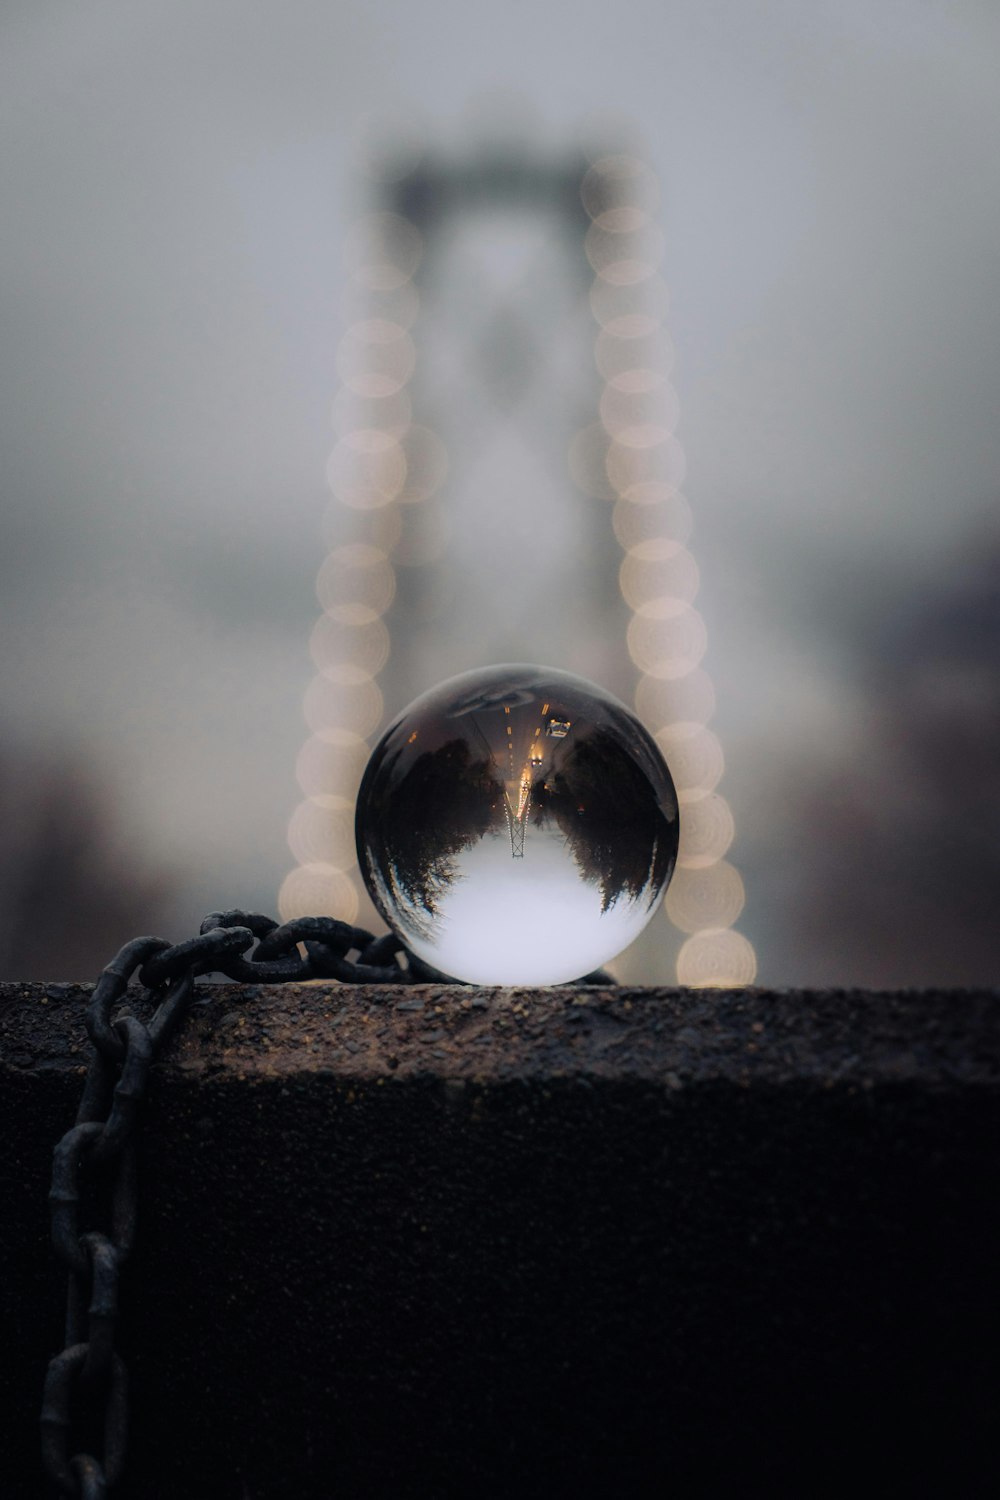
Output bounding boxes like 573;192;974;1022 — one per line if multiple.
3;982;999;1497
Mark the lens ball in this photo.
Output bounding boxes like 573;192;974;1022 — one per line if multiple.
355;664;679;985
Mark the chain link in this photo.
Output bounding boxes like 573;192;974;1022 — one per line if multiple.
41;909;611;1495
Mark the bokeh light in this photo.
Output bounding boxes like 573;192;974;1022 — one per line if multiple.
315;544;396;621
303;668;384;739
585;221;665;285
599;381;680;448
676;928;758;987
579;151;756;985
596;327;674;386
675;792;736;869
325;429;407;510
605;433;687;493
635;668;716;727
287;796;359;870
665;860;746;933
285;186;449;929
277;864;360;925
295;730;371;802
336;320;417;397
309;614;391;677
612;488;693;551
589;273;670;334
654;722;726;795
627;600;709;679
619;547;700;610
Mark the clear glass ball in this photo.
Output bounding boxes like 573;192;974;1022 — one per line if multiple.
356;664;679;985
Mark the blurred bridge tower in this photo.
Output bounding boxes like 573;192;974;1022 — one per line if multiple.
374;153;623;715
283;141;756;986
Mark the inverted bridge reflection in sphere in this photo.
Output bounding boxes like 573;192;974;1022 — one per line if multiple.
356;665;679;985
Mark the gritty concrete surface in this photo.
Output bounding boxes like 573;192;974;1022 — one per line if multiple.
3;981;999;1498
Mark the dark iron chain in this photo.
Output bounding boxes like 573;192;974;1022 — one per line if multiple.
38;912;425;1496
41;909;611;1495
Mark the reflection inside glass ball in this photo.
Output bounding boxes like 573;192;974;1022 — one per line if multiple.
356;664;679;985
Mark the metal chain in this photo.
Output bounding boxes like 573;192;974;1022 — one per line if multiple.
40;909;611;1495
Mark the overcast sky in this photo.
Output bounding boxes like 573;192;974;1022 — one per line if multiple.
2;0;998;981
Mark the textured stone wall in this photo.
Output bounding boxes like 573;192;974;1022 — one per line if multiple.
3;982;999;1497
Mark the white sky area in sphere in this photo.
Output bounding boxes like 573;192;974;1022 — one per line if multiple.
415;825;657;986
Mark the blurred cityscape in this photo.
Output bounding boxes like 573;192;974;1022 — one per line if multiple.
1;1;998;986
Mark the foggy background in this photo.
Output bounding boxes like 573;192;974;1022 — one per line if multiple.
2;0;998;984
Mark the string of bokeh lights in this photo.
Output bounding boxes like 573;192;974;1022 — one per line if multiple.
282;150;756;986
572;153;757;987
279;209;448;930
